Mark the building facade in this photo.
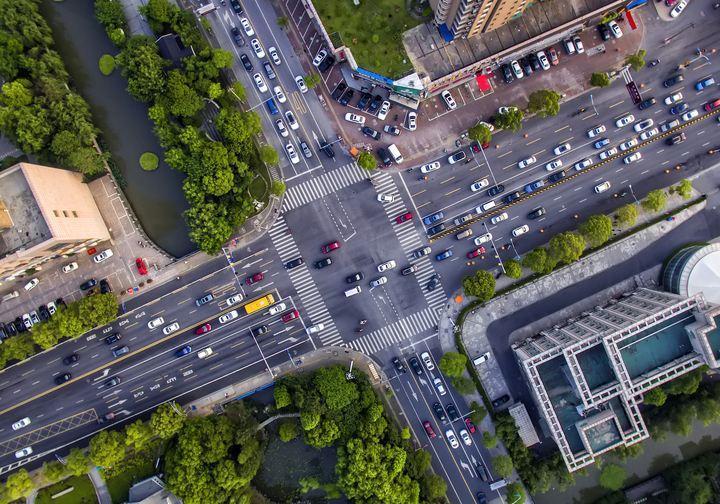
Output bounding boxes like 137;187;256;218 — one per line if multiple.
430;0;533;39
0;162;110;283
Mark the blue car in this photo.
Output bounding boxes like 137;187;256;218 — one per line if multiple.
423;211;444;226
524;180;545;194
593;138;610;149
695;77;716;91
176;345;192;357
436;249;453;261
670;103;689;115
266;98;279;115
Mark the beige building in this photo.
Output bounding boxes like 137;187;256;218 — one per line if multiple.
431;0;532;38
0;162;110;282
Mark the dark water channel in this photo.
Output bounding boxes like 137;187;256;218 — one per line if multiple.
42;0;195;257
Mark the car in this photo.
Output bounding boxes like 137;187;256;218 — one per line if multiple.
420;161;441;173
562;38;576;55
104;333;121;345
492;394;510;408
682;109;699;121
517;155;536;169
459;428;472;446
285;257;304;269
361;126;381;140
441;90;457;110
295;75;308;93
615;114;635;127
423;421;436;438
176;345;192;358
112;345;129;358
375;192;395;204
665;92;683;105
93;249;114;263
519;57;532;76
377;260;397;273
528;207;546;219
246;272;263;285
572;35;584;53
299;141;313;158
62;262;78;273
409;356;423;375
547;47;559;65
281;309;300;323
368;276;387;288
598;23;611;41
503;191;522;204
554;143;571;155
197;347;214;359
357;92;372;110
445;429;459;448
666;132;686;145
446;403;459;422
346;272;364;284
384;125;400;136
426;223;444;236
510;60;524;79
423;211;444;225
253;73;267;92
705;98;720;111
5;321;17;337
268;303;287;316
344;113;365;125
640;128;659;141
229;0;242;13
624;152;642;164
239;53;253;72
268;46;281;66
670;0;688;17
22;313;33;330
467;247;485;259
283;111;299;131
38;305;50;321
536;50;550;70
12;417;31;430
230;26;244;46
500;63;514;83
392;357;406;373
378;148;392;166
331;82;347;101
470;179;489;192
319;140;335;159
312;256;332;269
524;180;545;193
433;402;447;423
465;417;477;434
163;322;180;335
448;151;466;164
528;53;542;72
608;20;623;38
29;311;40;325
599;147;618;160
63;353;79;365
633;119;654;133
15;447;32;459
368;95;383;113
195;323;212;335
594;181;611;194
285;143;300;164
593;138;610;149
487;184;505;197
660;119;681;132
312;49;327;66
55;372;71;385
436;249;453;261
474;233;492;246
663;74;684;88
377;100;391;120
395;211;413;224
670;102;690;115
406;111;417;131
147;317;164;329
512;224;530;237
587;125;605;138
433;377;446;395
414;246;431;258
196;293;214;306
105;376;121;388
250;38;265;58
401;264;419;276
426;274;440;291
490;212;508;225
545;159;563;171
319;240;341;255
219;310;239;324
454;213;473;226
24;278;39;291
317;54;335;72
574;158;593;171
619;138;638;151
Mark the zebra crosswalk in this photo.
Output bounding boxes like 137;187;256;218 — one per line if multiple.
267;217;342;347
282;162;368;212
349;307;440;355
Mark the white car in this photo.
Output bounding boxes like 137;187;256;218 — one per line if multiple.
445;429;459;448
377;100;390;120
197;347;214;359
268;302;287;315
608;20;623;38
24;278;39;291
661;119;681;132
93;249;114;263
510;60;524;79
406;111;417;131
306;323;325;334
250;38;265;58
599;147;618;160
225;294;243;306
498;106;518;115
273;86;286;103
285;143;300;164
665;92;683;105
517;156;536;169
670;0;688;17
15;447;32;459
554;143;571;155
536;50;550;70
470;179;489;192
433;377;446;395
594;181;611;194
573;36;585;54
633;119;654;132
312;49;327;66
420;161;440;173
253;73;267;93
344;113;365;125
441;90;457;110
219;310;239;324
545;159;563;171
477;121;495;132
11;417;31;431
574;157;593;170
148;316;165;329
474;233;492;245
640;128;659;141
682;109;699;122
377;260;397;272
512;224;530;237
587;125;606;138
268;46;281;66
370;276;387;288
46;301;57;315
490;212;508;225
162;322;180;335
615;114;635;127
239;17;254;36
459;429;472;446
377;193;394;203
295;75;308;93
61;262;78;273
619;138;638;151
624;152;642;164
474;352;491;364
285;111;299;130
275;118;288;137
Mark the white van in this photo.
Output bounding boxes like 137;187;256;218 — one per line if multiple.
456;229;473;240
475;201;496;214
2;291;19;302
344;286;362;297
387;144;403;164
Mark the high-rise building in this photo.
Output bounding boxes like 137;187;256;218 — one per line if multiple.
0;162;111;282
430;0;532;39
512;288;720;472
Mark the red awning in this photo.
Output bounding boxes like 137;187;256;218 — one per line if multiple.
626;10;637;30
475;74;492;92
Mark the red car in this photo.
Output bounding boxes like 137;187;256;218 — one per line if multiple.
422;421;436;439
395;212;413;224
704;98;720;111
546;47;559;66
467;247;486;259
135;258;148;276
195;323;211;335
281;309;299;323
464;418;476;434
246;272;264;285
321;241;341;254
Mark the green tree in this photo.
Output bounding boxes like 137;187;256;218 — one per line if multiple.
469;401;487;425
4;469;34;500
696;398;720;426
522;247;551;274
492;455;514;479
665;368;704;396
494;108;524;132
482;431;497;448
451;376;475;394
229;81;246;102
274;384;292;409
304;73;321;89
279;419;299;441
215;109;261;146
579;214;613;247
616;203;638;228
599;464;626;490
506;482;526;504
94;0;128;33
125;420;154;451
271;180;286;196
642;189;667;212
422;473;447;500
31;322;60;349
625;49;647;72
140;0;173;30
163;70;203;118
42;460;67;483
438;352;467;378
643;387;667;407
89;429;126;468
527;89;562;117
504;259;522;279
462;269;495;301
358;151;377;171
117;36;167;102
78;293;119;329
672;179;692;199
276;16;289;27
548;231;585;266
314;366;359;412
65;448;90;477
150;402;187;439
260;145;279;165
468;122;493;145
590;72;611;87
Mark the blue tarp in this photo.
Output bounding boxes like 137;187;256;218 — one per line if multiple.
355;67;395;87
438;23;454;43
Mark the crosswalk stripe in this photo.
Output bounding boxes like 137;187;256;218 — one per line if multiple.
349;307;440;354
282;162;367;212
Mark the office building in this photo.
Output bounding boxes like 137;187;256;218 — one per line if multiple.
430;0;532;39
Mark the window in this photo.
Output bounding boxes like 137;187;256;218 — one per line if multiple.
62;210;68;217
53;210;59;217
72;211;78;217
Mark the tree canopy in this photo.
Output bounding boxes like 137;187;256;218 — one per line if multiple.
468;122;493;144
590;72;611;87
463;269;496;300
599;464;626;490
579;214;613;247
438;352;467;378
527;89;562;117
642;189;667;212
494;108;524;132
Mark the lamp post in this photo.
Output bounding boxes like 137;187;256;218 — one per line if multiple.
483;221;506;274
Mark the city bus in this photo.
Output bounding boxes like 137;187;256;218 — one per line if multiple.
244;294;275;315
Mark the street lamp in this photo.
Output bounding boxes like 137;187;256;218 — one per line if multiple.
508;238;521;260
482;221;506;274
628;184;647;223
477;142;499;188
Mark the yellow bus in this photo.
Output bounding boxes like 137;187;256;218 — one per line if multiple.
244;293;275;315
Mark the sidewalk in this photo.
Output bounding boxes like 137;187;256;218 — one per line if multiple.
89;467;112;504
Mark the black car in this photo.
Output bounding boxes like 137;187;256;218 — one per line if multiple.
80;278;97;291
597;23;611;41
427;274;440;291
56;297;67;309
315;257;332;269
112;345;130;358
401;264;418;276
361;126;381;140
638;97;656;110
318;55;335;72
38;305;50;321
240;53;253;72
368;95;383;112
0;325;7;341
229;0;242;14
383;125;400;136
250;325;269;337
528;53;542;72
320;141;335;159
97;412;116;424
230;26;244;47
63;353;79;365
409;356;423;375
100;279;112;294
500;64;514;84
427;223;445;236
519;57;533;76
105;376;121;388
476;491;487;504
475;462;489;482
357;92;372;110
378;147;392;167
446;403;459;422
503;191;522;204
55;372;72;385
5;321;17;336
285;257;304;270
331;82;348;101
433;402;447;424
527;207;546;219
487;184;505;197
262;61;276;80
666;132;686;145
14;317;26;333
391;357;406;373
547;170;566;183
346;272;364;283
448;151;466;163
663;74;684;87
491;394;510;408
339;89;354;106
104;333;122;345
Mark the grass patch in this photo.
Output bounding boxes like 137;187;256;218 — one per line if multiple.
105;456;156;504
312;0;421;78
36;475;97;504
139;152;159;171
98;54;115;75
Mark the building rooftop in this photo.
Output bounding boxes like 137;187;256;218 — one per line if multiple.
0;166;50;261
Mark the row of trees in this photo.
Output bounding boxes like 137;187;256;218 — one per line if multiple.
0;0;108;177
591;50;647;88
0;293;119;370
274;365;446;503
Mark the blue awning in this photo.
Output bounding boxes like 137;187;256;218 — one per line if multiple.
438;24;454;43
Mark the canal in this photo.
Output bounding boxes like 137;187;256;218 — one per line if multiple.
41;0;195;257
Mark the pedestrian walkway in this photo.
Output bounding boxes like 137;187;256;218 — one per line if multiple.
267;217;342;347
89;467;111;504
349;306;439;355
281;161;368;212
